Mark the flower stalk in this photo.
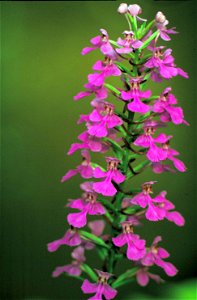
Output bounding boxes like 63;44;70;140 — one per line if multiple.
48;3;188;299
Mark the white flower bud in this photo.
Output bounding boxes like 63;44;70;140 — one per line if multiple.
117;3;128;14
155;11;166;24
128;4;142;16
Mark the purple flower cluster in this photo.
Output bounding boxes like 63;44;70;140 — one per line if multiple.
48;4;188;299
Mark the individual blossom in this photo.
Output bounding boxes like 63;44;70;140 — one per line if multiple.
67;129;118;155
136;266;164;286
145;47;188;82
128;4;142;17
130;181;185;225
93;157;125;196
155;11;178;41
117;3;128;14
88;57;121;87
87;101;123;138
81;29;117;59
61;150;93;182
112;221;146;261
47;228;81;252
52;246;85;277
81;269;117;300
116;31;143;54
121;78;151;114
67;182;105;228
134;121;171;162
153;87;187;125
160;140;187;172
141;236;178;276
74;83;108;101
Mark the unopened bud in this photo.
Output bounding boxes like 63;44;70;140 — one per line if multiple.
128;4;142;16
117;3;128;14
155;11;166;24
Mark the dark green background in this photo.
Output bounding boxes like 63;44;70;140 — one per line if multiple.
1;1;196;299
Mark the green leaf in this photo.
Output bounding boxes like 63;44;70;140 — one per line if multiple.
91;163;105;171
139;30;159;50
112;267;138;288
96;246;108;260
98;196;117;214
81;264;97;281
115;125;127;138
114;61;132;75
123;206;142;215
112;277;135;289
104;83;121;95
103;137;123;159
134;160;150;173
139;19;155;39
79;230;110;249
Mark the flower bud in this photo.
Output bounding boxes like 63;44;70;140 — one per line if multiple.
128;4;142;16
155;11;166;24
117;3;128;14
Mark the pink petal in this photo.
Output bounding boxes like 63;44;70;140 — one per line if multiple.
88;220;105;236
81;279;98;294
93;60;104;71
103;284;118;300
147;144;167;162
68;198;86;210
170;157;186;172
74;91;91;100
67;210;88;228
128;98;150;114
93;180;117;196
88;73;105;87
112;233;127;247
89;109;102;122
107;115;123;128
88;123;108;138
93;167;107;178
166;211;185;226
61;169;78;182
146;204;165;221
157;247;170;259
132;40;143;49
71;246;86;262
130;193;149;208
90;35;101;46
87;202;105;215
134;134;152;148
162;261;178;277
81;47;95;55
136;269;149;286
112;170;125;184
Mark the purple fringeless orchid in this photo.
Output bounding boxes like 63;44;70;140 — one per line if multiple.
48;3;188;299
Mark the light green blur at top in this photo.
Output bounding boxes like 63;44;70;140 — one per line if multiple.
1;1;196;299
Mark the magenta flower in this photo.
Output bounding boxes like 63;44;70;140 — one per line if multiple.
141;236;178;276
134;121;171;162
81;269;117;300
121;78;151;114
82;28;117;59
87;101;123;138
93;157;125;196
145;47;188;82
116;31;143;54
88;58;121;87
67;130;116;155
74;83;108;101
136;267;164;286
112;221;146;261
151;161;175;174
61;150;93;182
67;182;105;228
155;11;178;41
52;246;85;278
47;228;81;252
153;87;187;125
161;141;187;172
131;182;184;225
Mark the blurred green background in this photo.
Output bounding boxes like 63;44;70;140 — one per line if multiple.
1;1;196;299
